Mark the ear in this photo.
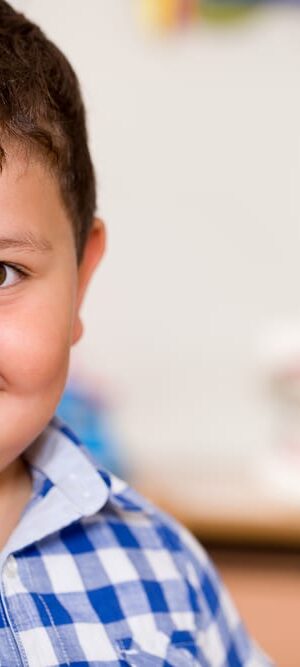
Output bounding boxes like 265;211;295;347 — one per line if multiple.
72;217;106;345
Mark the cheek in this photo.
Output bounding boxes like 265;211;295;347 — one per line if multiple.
0;292;75;395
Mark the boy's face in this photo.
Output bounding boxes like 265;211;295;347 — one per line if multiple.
0;149;104;472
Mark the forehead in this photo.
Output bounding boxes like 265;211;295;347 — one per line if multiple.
0;146;74;249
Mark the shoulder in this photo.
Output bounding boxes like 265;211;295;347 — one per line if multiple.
80;468;272;666
49;419;271;665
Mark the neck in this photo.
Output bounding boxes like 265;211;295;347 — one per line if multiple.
0;457;32;550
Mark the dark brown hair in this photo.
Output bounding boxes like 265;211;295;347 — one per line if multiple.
0;0;96;262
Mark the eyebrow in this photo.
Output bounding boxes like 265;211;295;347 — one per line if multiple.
0;232;53;254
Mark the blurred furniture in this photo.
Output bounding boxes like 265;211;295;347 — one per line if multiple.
135;469;300;547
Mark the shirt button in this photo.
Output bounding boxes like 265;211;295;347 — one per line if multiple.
5;555;18;578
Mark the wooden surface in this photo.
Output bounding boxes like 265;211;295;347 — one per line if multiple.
210;548;300;667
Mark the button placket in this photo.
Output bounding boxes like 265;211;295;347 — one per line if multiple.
1;555;26;666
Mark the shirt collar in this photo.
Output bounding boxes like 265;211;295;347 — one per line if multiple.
24;417;109;516
4;418;109;559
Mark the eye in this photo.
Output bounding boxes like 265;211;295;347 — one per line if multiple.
0;263;25;289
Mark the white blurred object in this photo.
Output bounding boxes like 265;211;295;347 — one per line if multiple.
258;321;300;384
260;448;300;506
257;321;300;505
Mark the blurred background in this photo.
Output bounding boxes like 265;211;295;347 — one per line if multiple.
15;1;300;664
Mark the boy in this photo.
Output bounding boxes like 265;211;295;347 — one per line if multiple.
0;1;272;665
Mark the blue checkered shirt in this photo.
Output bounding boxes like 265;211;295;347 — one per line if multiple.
0;418;272;666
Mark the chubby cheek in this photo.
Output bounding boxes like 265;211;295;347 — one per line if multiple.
0;284;77;461
1;304;71;393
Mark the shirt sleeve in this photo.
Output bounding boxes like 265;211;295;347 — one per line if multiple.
176;521;275;667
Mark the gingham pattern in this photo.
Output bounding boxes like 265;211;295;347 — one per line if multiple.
0;418;273;666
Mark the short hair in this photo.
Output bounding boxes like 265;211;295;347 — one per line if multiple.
0;0;96;262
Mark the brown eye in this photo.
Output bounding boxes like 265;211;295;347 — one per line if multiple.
0;263;24;289
0;264;7;286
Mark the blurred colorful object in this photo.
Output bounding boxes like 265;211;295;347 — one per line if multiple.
139;0;198;28
138;0;296;28
56;378;123;476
